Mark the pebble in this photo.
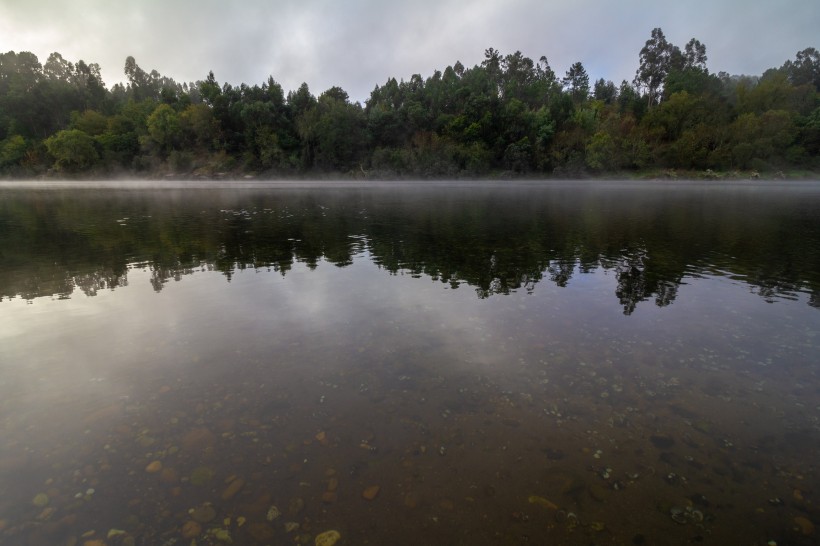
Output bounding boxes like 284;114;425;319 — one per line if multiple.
181;427;216;451
33;493;50;507
145;461;162;474
287;497;305;517
159;468;179;483
181;520;202;539
266;505;281;521
528;495;558;509
794;516;814;536
37;507;55;520
189;466;215;486
321;491;337;503
315;530;341;546
190;504;216;524
221;476;245;500
247;523;275;542
362;485;380;500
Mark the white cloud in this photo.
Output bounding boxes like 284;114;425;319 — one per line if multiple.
0;0;816;102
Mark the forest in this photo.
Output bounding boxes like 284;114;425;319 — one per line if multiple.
0;28;818;178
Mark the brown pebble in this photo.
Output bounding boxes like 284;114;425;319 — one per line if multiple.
794;516;815;536
362;485;380;500
160;467;179;483
321;491;337;503
221;477;246;500
181;427;215;451
190;504;216;523
181;520;202;539
247;522;276;542
145;461;163;473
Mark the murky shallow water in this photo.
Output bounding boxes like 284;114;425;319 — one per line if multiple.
1;180;819;546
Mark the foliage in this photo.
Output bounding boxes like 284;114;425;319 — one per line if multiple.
44;129;99;171
1;31;818;178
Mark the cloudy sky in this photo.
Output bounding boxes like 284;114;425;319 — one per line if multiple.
1;0;817;102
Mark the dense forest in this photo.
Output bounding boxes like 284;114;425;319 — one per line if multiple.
1;28;818;178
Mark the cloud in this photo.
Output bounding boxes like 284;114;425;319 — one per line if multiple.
0;0;817;102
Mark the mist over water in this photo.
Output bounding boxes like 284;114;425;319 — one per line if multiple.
1;181;819;545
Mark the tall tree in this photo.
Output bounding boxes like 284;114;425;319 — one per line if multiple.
683;38;707;70
634;28;677;107
593;79;618;104
563;62;590;102
782;47;820;89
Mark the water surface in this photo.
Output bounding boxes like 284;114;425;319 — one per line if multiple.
1;180;819;546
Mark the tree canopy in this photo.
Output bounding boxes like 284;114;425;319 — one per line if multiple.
0;28;818;178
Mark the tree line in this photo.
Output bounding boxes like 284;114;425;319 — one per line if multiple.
1;28;818;178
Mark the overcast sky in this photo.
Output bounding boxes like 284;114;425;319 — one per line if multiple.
1;0;817;103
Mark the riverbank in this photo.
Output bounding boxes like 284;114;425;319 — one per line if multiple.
4;166;819;183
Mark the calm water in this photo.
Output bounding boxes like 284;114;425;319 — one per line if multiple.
1;180;819;546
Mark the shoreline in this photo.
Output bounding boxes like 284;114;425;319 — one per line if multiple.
2;168;819;184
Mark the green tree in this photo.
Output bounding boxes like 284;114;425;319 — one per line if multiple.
311;87;366;171
593;79;618;104
71;110;108;136
179;103;217;150
782;47;820;89
634;28;675;107
44;129;99;171
146;103;181;155
0;135;28;168
563;62;590;102
585;131;618;171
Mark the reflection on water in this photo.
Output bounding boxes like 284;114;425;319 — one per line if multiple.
1;181;819;546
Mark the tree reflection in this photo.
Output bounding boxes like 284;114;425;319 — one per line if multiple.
1;184;818;312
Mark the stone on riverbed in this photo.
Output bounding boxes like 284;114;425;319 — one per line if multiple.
315;530;341;546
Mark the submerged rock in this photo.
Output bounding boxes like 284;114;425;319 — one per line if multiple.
189;466;215;486
181;520;202;539
315;530;341;546
181;427;216;451
287;497;305;517
32;493;50;507
190;504;216;524
247;522;275;542
221;477;245;500
794;516;815;536
362;485;380;500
